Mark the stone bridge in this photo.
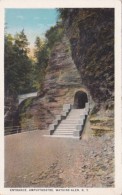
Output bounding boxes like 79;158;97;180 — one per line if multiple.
18;92;38;105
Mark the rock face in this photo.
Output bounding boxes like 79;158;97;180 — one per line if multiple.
60;8;114;135
62;9;114;105
20;37;89;130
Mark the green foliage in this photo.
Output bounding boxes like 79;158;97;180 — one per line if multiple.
32;22;64;92
33;23;64;92
4;20;64;97
14;30;30;54
57;9;69;20
45;22;64;49
20;97;34;113
33;36;50;91
4;30;35;96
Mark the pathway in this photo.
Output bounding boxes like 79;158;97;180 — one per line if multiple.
5;130;114;188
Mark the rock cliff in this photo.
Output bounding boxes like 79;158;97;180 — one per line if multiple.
61;8;114;105
60;8;114;135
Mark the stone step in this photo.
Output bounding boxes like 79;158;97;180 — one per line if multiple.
67;117;85;120
54;132;73;135
56;129;75;132
57;126;76;129
61;123;83;127
70;110;84;112
55;130;74;133
49;106;89;138
69;112;85;114
68;114;85;116
67;114;85;116
56;130;75;133
59;123;76;129
72;108;88;111
71;109;84;110
69;111;84;113
57;128;76;131
51;135;79;139
54;134;73;136
61;121;83;125
55;132;74;135
57;124;83;130
63;118;84;121
56;127;75;130
55;132;75;135
61;121;81;123
69;110;86;113
71;113;88;116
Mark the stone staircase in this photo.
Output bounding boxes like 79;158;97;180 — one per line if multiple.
49;103;89;139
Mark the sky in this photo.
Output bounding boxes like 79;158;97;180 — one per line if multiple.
5;9;58;47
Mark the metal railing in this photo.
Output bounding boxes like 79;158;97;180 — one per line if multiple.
4;124;39;136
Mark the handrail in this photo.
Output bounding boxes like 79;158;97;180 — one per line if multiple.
4;124;39;136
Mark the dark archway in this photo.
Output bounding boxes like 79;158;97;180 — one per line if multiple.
74;91;88;109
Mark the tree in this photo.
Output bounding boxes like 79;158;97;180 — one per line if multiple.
14;29;30;55
4;33;16;96
34;37;49;90
45;22;64;49
4;30;33;96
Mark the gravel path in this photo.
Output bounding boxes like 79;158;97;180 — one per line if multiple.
5;130;114;188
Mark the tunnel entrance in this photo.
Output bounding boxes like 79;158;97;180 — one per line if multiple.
74;91;88;109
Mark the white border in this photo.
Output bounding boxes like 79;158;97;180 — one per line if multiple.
0;0;117;8
115;1;122;193
0;3;4;192
0;0;122;195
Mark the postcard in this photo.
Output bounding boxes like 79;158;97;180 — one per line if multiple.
0;0;122;194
